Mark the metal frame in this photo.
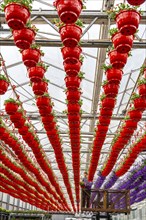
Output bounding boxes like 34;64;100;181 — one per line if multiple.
0;0;146;211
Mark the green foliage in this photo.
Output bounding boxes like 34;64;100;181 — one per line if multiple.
109;28;118;37
137;77;146;86
37;62;49;71
140;64;146;75
78;71;85;79
107;3;141;20
0;74;9;82
30;43;44;56
26;21;39;33
4;98;20;105
101;64;112;71
131;92;140;100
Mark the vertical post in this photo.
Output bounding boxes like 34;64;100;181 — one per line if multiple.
103;191;108;210
81;188;83;211
96;213;100;220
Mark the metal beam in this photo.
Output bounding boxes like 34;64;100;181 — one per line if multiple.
0;10;146;24
0;39;146;48
2;113;146;120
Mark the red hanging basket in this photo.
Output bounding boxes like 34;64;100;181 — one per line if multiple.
28;66;45;83
97;124;109;133
133;97;146;110
0;79;9;95
18;126;29;135
36;96;52;109
63;61;82;76
66;90;81;101
105;68;123;84
128;109;142;121
127;0;145;6
125;120;138;130
112;32;134;53
103;83;119;98
101;97;116;109
10;112;23;122
100;108;113;117
65;76;81;88
5;102;19;115
138;84;146;97
108;50;128;69
53;0;82;24
61;46;82;64
98;116;111;126
4;3;30;30
116;10;140;36
42;115;54;124
67;103;80;113
13;28;35;49
22;49;41;67
32;81;48;96
68;113;80;121
60;24;82;47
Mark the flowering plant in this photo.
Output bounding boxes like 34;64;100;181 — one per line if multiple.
0;74;10;82
140;65;146;75
54;19;84;28
109;28;118;37
107;3;141;20
130;92;140;100
137;77;146;86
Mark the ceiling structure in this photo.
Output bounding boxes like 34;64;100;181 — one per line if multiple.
0;0;146;211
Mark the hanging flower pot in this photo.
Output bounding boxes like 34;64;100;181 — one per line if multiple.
65;76;81;88
18;125;29;135
98;116;111;126
67;103;80;113
101;96;116;109
68;113;80;121
60;24;82;47
53;0;83;24
66;89;81;101
105;67;123;84
61;46;82;64
22;48;41;67
13;28;36;49
133;97;146;110
112;32;134;53
28;66;46;83
103;81;119;98
128;109;142;121
100;108;113;117
4;98;20;115
13;118;26;128
116;10;140;36
36;95;51;109
137;78;146;97
108;50;128;69
127;0;145;6
125;120;138;130
0;74;9;95
97;124;109;133
138;84;146;97
32;80;48;96
63;61;82;76
42;115;54;124
131;93;146;110
39;107;52;116
10;111;23;123
3;3;30;30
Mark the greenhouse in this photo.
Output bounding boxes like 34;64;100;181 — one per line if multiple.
0;0;146;219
